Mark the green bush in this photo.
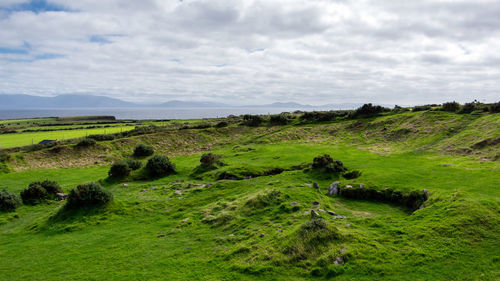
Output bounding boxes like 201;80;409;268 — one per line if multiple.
488;102;500;113
242;115;263;127
87;134;115;141
0;189;21;211
20;183;48;205
343;170;362;179
412;105;432;112
126;159;142;170
200;153;223;167
351;103;389;118
215;121;228;128
269;114;289;125
76;138;96;147
65;182;112;209
108;161;131;178
312;154;347;173
20;180;62;205
133;144;154;157
145;155;176;178
442;101;460;112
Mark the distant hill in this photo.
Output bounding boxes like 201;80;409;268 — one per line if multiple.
157;100;229;108
0;94;137;108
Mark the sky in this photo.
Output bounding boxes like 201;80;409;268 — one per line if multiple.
0;0;499;105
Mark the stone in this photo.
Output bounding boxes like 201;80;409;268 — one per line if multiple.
313;182;320;190
157;234;165;238
346;223;351;227
182;218;189;223
305;183;313;187
259;233;265;237
290;202;300;206
151;186;158;190
123;184;129;187
172;180;184;183
56;193;67;200
312;201;320;205
174;190;182;195
345;185;352;189
278;229;283;233
229;234;235;237
318;209;326;213
334;215;347;219
334;256;344;266
177;197;183;199
360;183;364;189
311;210;319;219
340;247;347;254
278;225;282;228
327;210;338;216
328;181;341;195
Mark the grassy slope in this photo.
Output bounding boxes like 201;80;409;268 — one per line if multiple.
0;111;499;280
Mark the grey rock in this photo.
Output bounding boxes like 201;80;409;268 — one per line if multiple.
278;229;283;233
259;233;265;237
313;182;320;190
328;181;341;195
305;183;313;187
157;234;165;238
311;210;319;219
312;201;320;205
182;218;189;223
360;183;364;189
318;209;326;213
334;215;347;219
172;180;184;183
151;186;158;190
340;247;347;254
174;190;182;195
346;223;351;227
56;193;67;200
345;185;353;189
334;256;344;266
327;210;338;216
122;184;129;187
229;234;235;237
290;202;300;206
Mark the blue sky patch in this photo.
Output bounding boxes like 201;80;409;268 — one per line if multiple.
2;0;71;14
89;35;112;45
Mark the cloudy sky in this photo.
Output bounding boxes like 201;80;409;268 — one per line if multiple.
0;0;499;105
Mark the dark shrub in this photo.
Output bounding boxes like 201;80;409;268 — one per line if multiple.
412;105;432;112
65;182;112;209
20;180;62;204
343;170;362;179
312;154;347;173
88;134;115;141
200;153;223;167
300;111;349;122
392;105;410;113
133;144;154;157
108;161;131;178
488;102;500;113
458;102;477;114
126;159;142;170
351;103;389;118
242;115;263;127
215;121;228;128
269;114;289;125
76;138;96;147
145;155;176;178
39;180;62;195
0;189;21;211
442;101;460;112
20;183;48;205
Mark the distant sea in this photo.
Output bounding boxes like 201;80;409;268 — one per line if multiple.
0;107;329;120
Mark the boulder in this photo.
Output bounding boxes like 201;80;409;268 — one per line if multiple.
313;182;320;190
174;190;182;195
56;193;67;201
290;202;300;206
328;181;341;195
327;210;338;216
312;201;320;205
311;210;319;219
182;218;189;223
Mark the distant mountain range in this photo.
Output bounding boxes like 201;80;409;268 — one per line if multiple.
0;94;365;109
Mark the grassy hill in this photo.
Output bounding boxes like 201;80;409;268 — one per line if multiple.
0;109;499;280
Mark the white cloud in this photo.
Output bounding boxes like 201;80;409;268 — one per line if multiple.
0;0;499;105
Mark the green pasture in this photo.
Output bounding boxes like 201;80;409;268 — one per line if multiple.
0;126;135;148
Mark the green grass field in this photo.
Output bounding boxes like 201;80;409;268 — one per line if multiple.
0;126;135;148
0;110;499;280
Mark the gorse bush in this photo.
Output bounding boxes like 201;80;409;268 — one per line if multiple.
215;121;228;128
108;160;131;178
87;134;115;141
133;144;154;157
312;154;347;173
65;182;112;209
351;103;389;118
126;159;142;170
441;101;460;112
200;153;223;167
269;114;289;125
343;170;362;179
300;111;349;122
76;138;96;147
488;102;500;113
0;189;21;211
20;180;62;205
412;105;432;112
242;115;263;127
145;155;176;178
458;102;477;114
